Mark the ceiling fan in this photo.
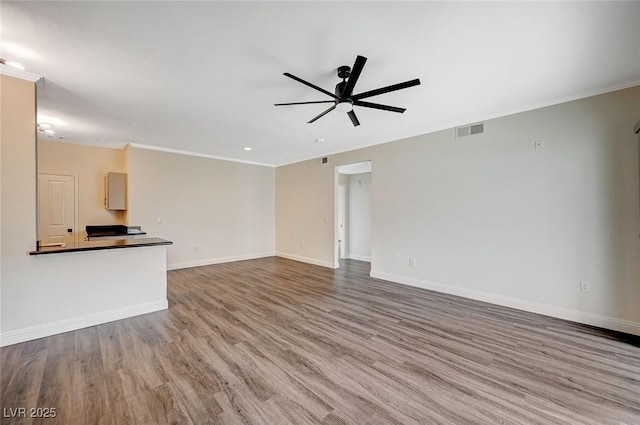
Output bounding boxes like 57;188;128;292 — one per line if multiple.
275;55;421;127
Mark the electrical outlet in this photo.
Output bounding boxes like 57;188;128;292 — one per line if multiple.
300;242;305;248
580;281;590;293
409;258;415;267
193;246;199;252
156;217;162;224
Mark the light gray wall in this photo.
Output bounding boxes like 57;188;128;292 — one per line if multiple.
128;147;275;269
276;157;336;267
275;86;640;334
347;173;371;261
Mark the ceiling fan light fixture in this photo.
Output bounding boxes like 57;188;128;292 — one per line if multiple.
335;101;353;113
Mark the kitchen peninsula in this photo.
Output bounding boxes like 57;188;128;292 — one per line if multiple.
1;237;174;346
1;71;175;347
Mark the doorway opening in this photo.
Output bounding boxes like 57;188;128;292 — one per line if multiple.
335;161;372;268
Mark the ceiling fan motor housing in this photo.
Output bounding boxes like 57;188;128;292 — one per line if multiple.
337;65;351;80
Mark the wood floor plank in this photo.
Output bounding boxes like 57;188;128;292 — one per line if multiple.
72;344;112;425
1;349;48;425
1;257;639;425
125;382;194;425
45;331;76;356
200;335;276;403
104;368;150;425
32;351;75;425
234;341;333;421
0;343;24;404
260;394;324;425
213;381;270;425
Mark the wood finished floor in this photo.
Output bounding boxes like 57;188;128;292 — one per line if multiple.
1;258;639;425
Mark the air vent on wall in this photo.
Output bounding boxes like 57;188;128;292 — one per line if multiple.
456;122;484;138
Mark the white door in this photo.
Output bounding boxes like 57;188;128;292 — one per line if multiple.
338;185;346;259
38;174;76;246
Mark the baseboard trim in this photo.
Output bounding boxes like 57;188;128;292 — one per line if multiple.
0;300;168;347
370;270;640;336
167;252;275;270
347;253;371;262
276;252;337;269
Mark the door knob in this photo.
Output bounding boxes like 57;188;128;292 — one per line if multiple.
67;228;73;233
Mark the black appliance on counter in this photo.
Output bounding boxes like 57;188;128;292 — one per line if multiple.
86;225;146;239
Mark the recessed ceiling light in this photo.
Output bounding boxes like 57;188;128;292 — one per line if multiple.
44;129;55;134
243;147;252;151
315;138;325;143
38;123;52;129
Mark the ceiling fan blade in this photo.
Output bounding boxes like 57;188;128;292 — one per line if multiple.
341;55;367;99
283;73;339;100
348;110;360;127
354;100;406;113
274;100;335;106
352;78;421;101
307;105;336;123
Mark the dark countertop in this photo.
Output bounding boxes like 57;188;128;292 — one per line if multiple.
30;237;172;256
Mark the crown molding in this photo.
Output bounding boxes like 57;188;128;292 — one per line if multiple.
128;143;275;168
0;64;41;82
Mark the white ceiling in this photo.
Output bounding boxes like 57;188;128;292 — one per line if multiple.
3;1;640;166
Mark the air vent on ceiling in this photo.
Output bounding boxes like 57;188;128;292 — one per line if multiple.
456;122;484;138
